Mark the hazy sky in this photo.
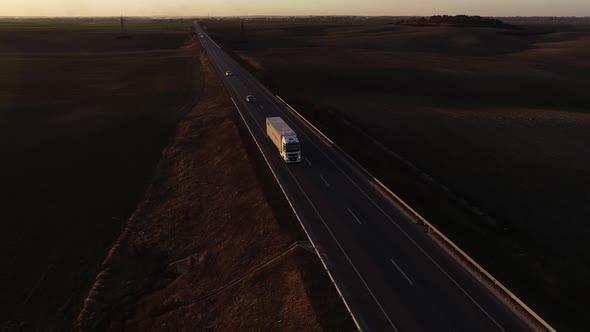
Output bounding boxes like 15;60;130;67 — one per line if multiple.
2;0;589;17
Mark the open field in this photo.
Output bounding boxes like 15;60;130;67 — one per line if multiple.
0;17;194;31
203;18;590;331
0;20;200;330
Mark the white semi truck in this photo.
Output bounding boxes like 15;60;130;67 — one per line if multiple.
266;117;301;163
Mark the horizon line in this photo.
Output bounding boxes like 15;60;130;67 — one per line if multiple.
1;15;590;19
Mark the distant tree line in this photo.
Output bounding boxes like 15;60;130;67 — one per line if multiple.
431;15;504;26
501;16;590;24
400;15;508;28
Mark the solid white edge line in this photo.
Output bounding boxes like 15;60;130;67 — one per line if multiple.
390;258;414;286
347;208;363;225
320;174;330;187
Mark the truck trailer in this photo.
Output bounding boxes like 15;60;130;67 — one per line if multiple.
266;117;301;163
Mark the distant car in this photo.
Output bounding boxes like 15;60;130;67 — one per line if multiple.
225;71;232;76
246;95;255;103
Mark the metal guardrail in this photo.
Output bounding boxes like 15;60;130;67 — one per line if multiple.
276;95;556;332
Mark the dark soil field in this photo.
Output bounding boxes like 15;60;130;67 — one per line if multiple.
203;18;590;331
0;19;200;330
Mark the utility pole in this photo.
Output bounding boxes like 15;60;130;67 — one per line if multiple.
240;20;246;40
120;15;127;37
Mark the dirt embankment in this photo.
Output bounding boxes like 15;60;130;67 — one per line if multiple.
75;37;353;331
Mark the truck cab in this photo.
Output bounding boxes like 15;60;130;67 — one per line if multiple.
282;135;301;163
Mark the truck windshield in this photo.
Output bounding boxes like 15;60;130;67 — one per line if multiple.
286;143;300;152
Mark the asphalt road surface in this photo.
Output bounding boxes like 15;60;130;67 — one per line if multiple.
194;22;534;332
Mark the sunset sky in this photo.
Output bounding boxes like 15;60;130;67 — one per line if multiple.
2;0;589;17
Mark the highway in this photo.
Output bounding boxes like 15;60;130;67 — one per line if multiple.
194;22;533;332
